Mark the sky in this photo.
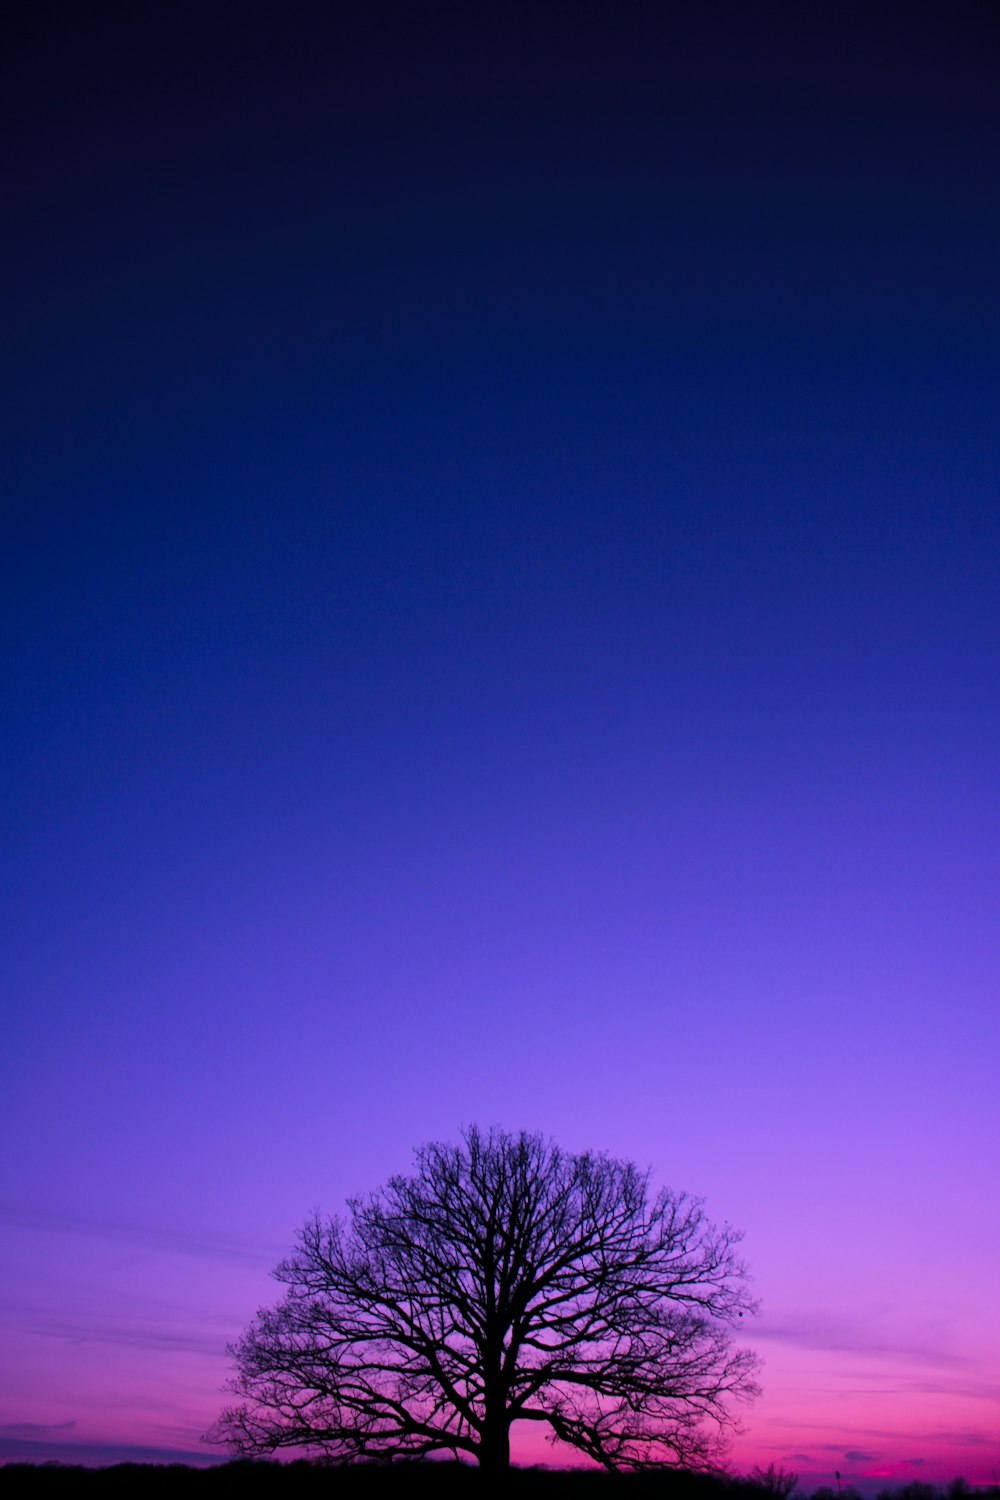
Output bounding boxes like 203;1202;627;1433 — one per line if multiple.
2;0;998;1487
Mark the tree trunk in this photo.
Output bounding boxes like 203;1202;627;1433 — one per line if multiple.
479;1418;511;1474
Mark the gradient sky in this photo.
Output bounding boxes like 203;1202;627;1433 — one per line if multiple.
3;1;998;1487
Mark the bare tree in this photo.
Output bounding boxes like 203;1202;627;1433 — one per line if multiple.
751;1464;799;1498
208;1126;760;1474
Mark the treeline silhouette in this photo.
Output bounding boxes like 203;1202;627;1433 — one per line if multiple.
1;1462;997;1500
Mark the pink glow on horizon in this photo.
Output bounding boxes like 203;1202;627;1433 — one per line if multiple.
1;1210;997;1486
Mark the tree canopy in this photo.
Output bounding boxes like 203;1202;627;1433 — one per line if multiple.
209;1126;760;1473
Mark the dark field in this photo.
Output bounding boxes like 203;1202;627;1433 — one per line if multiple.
1;1463;995;1500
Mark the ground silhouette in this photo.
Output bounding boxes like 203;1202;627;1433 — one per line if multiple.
2;1460;996;1500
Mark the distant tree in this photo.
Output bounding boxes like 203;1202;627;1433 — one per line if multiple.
208;1126;760;1474
750;1464;799;1497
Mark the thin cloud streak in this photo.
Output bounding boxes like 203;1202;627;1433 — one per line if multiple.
0;1421;77;1438
769;1419;1000;1450
0;1204;281;1268
0;1435;220;1466
755;1314;975;1369
24;1316;229;1359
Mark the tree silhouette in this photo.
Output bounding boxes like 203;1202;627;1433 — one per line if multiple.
208;1126;760;1474
751;1464;799;1497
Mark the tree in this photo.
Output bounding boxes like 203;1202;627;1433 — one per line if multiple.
751;1464;799;1498
208;1126;760;1474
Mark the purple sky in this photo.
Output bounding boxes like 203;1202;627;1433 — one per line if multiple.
3;1;999;1486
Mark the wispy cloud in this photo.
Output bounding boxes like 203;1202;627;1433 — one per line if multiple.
769;1419;1000;1458
24;1315;229;1358
0;1422;77;1438
0;1204;281;1268
0;1435;219;1466
754;1308;1000;1412
755;1311;972;1369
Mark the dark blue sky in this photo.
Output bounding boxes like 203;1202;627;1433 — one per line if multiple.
3;1;999;1482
